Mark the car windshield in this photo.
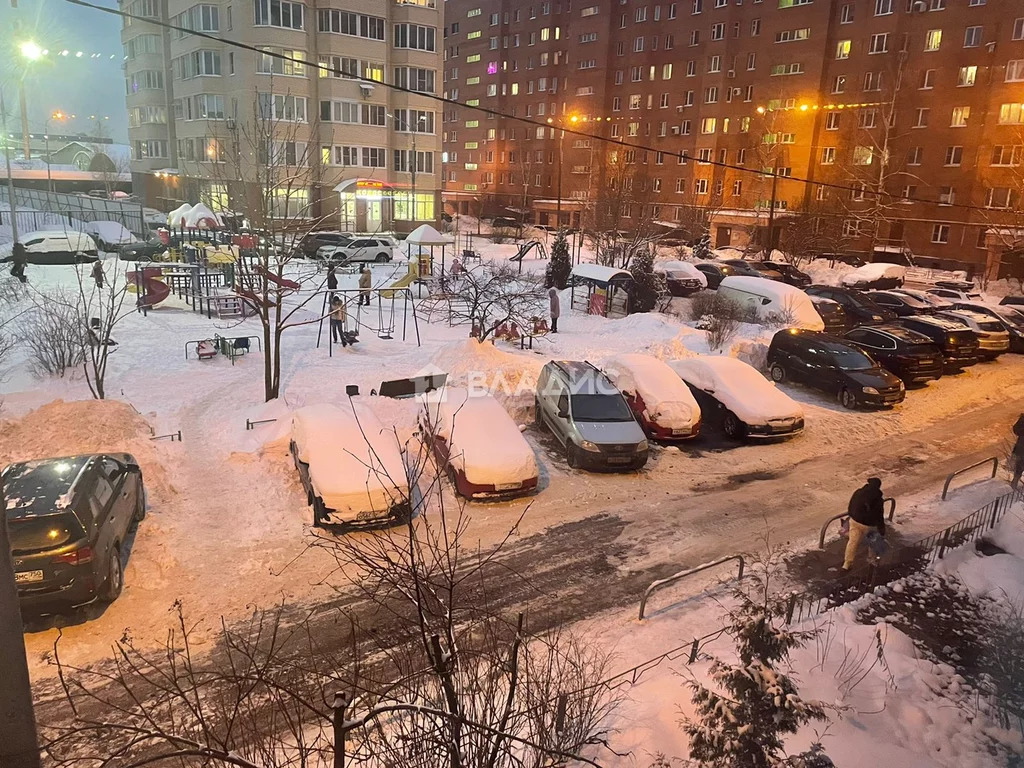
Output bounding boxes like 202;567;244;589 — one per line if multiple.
817;342;875;370
570;394;635;422
7;512;86;554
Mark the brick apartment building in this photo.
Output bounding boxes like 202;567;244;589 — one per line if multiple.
122;0;443;233
442;0;1024;275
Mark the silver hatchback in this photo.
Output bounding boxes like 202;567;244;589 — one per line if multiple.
535;361;649;471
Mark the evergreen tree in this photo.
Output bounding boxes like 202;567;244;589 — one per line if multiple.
545;230;573;289
683;564;828;768
629;248;662;313
692;233;713;261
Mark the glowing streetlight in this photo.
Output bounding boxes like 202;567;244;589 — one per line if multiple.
19;41;43;60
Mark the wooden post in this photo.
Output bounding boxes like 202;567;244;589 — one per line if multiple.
332;691;348;768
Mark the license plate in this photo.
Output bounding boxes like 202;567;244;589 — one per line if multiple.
607;456;631;465
494;481;522;491
883;395;901;403
15;570;43;583
356;510;379;521
671;428;689;435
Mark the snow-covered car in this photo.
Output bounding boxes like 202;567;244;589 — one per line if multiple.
603;354;702;441
891;287;954;311
840;263;907;290
928;287;983;302
656;260;707;297
290;403;410;527
84;221;138;251
936;309;1010;359
670;356;804;439
717;276;825;331
3;230;98;264
419;389;539;499
317;237;395;264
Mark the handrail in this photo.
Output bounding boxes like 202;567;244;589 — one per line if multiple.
942;457;999;500
638;554;745;621
818;497;895;549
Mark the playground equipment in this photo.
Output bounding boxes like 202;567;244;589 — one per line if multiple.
315;287;421;355
185;334;262;364
127;267;171;311
510;240;548;267
381;252;431;298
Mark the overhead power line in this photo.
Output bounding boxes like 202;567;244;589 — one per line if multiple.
61;0;1013;219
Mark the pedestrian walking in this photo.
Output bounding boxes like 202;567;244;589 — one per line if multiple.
91;259;105;290
358;266;372;306
9;242;27;284
327;265;338;292
548;287;560;333
842;477;886;571
330;296;350;347
1011;412;1024;490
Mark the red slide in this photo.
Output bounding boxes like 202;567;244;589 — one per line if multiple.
256;265;300;291
128;268;171;308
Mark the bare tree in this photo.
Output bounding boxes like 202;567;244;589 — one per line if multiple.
22;287;86;377
443;261;547;342
75;263;133;400
582;151;663;269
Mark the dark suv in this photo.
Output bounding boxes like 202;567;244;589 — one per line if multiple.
4;454;144;609
844;325;944;385
867;290;934;318
296;231;351;258
896;315;980;371
759;262;812;287
767;329;905;409
804;286;898;326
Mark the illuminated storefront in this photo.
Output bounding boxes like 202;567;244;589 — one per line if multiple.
334;178;437;234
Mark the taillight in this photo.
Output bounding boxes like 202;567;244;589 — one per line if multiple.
53;547;93;566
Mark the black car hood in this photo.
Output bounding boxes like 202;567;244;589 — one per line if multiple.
842;367;900;389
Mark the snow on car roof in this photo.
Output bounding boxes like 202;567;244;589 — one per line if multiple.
603;354;699;430
842;263;907;283
656;260;708;285
291;403;408;514
422;389;537;486
670;356;803;425
83;221;137;244
905;314;971;331
718;276;824;331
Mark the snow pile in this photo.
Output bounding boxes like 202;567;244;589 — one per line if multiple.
669;356;803;425
421;388;538;487
429;339;545;421
841;263;907;286
83;220;137;246
602;353;699;430
802;258;859;286
184;204;223;229
717;276;825;331
167;203;192;228
0;399;173;505
291;402;408;518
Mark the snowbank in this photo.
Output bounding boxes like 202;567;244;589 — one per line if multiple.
291;402;408;518
167;203;192;228
603;353;700;431
421;388;538;487
669;356;803;426
803;258;859;286
842;263;907;286
84;220;137;246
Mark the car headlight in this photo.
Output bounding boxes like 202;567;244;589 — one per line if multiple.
871;315;883;321
580;440;600;452
862;386;879;395
898;380;905;390
635;440;649;452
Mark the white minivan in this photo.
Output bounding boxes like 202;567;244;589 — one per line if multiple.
14;230;99;264
716;275;824;331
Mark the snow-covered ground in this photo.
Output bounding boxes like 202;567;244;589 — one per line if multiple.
2;236;1022;765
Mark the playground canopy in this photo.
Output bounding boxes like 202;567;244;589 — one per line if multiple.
570;264;632;287
406;224;453;246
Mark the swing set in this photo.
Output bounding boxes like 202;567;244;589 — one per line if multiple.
314;287;421;356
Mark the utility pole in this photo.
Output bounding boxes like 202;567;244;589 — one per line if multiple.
0;484;41;768
1;91;21;245
17;85;30;162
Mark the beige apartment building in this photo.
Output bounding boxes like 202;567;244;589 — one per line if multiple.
122;0;443;233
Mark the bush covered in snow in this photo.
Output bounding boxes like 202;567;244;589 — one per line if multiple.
631;249;665;313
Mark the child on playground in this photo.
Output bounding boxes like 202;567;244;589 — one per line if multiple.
330;296;350;347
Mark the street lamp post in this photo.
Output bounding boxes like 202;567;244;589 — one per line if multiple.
1;91;20;244
549;114;579;231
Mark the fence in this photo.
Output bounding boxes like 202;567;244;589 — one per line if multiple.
942;456;999;500
0;187;148;238
638;555;745;620
819;497;896;549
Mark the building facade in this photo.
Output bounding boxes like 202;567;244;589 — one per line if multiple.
121;0;443;233
442;0;1024;273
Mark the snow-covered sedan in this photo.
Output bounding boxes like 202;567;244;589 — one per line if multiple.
841;263;907;290
603;354;702;441
420;389;539;499
670;356;804;440
291;403;410;527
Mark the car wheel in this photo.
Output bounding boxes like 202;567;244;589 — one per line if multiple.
769;363;786;383
566;443;579;469
722;411;745;439
375;253;389;263
100;546;123;602
839;388;857;410
133;489;146;523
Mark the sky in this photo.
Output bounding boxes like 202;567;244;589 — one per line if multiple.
0;0;129;143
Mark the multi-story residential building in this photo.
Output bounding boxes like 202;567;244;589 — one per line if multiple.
442;0;1024;275
122;0;443;233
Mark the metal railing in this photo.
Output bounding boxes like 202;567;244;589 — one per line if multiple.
151;430;182;442
638;554;745;621
942;457;999;500
818;497;896;549
246;417;278;431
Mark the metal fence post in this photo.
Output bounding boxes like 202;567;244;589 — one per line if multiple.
937;531;949;560
332;691;348;768
688;638;700;664
785;594;797;624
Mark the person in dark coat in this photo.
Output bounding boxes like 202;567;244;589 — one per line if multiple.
91;260;105;289
548;287;560;333
9;242;27;283
1011;413;1024;490
327;265;338;296
843;477;886;570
